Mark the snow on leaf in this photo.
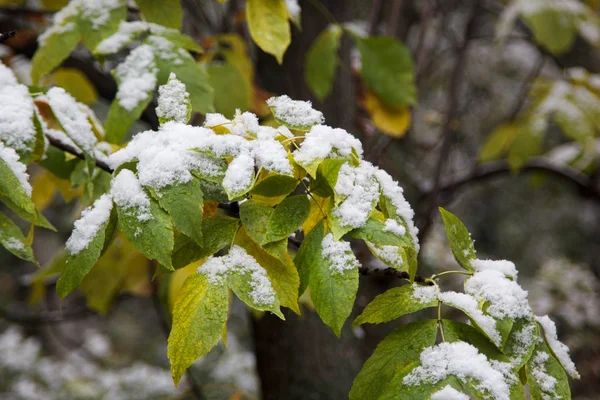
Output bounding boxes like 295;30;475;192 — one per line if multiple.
267;95;324;131
535;315;580;378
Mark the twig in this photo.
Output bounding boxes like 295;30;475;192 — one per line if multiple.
358;266;433;285
0;305;95;325
367;0;384;35
434;158;600;204
45;134;114;173
507;55;546;121
418;2;480;243
415;0;434;84
387;0;404;36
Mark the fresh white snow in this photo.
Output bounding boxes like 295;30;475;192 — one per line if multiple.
66;194;113;255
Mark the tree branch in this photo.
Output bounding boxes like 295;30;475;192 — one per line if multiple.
434;158;600;204
45;134;114;173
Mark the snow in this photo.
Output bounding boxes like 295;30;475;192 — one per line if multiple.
471;259;518;279
0;64;36;154
3;237;25;252
321;233;359;275
403;341;510;400
292;124;363;168
156;73;190;124
0;141;32;196
204;113;230;128
251;139;293;175
114;45;157;111
535;315;580;378
412;285;438;304
79;0;126;29
370;244;402;266
383;218;406;236
375;169;420;251
94;20;148;54
38;1;78;46
438;291;502;347
431;385;469;400
266;95;324;128
222;152;255;195
333;161;379;228
146;35;185;65
284;0;301;18
465;270;531;320
198;245;276;306
108;122;225;190
46;87;96;153
231;110;260;136
109;170;152;222
66;194;113;255
529;351;558;398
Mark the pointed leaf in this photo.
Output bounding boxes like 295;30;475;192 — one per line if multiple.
349;320;438;400
251;174;299;197
527;340;571;400
264;194;309;244
168;273;228;385
439;207;476;271
305;25;342;100
135;0;182;29
353;285;437;327
155;178;204;246
246;0;291;64
0;212;36;264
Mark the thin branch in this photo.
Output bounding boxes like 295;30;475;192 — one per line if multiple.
45;134;114;173
415;0;434;84
507;55;546;121
387;0;404;36
0;305;95;325
418;2;481;243
434;158;600;204
358;266;433;285
367;0;384;35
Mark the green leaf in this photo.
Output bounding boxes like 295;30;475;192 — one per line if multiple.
168;273;228;386
56;209;115;298
353;285;437;327
524;10;576;55
305;25;342;101
309;158;348;199
241;195;310;246
438;207;476;271
208;62;251;118
507;121;543;170
105;49;157;144
154;179;204;246
443;319;508;361
380;376;466;400
0;197;55;231
503;318;537;371
349;320;438;400
172;216;239;269
117;196;174;270
226;262;284;319
355;36;416;106
78;3;127;50
235;227;300;314
0;212;36;264
0;157;35;216
295;222;358;336
479;122;520;162
264;195;309;244
135;0;182;29
251;174;299;197
31;16;80;85
527;340;571;400
246;0;291;64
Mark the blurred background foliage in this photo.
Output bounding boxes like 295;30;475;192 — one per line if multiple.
0;0;599;399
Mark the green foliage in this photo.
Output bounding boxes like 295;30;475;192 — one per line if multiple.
349;320;438;400
355;36;417;106
439;207;476;271
305;25;342;101
117;196;174;270
0;212;36;264
167;273;228;386
135;0;182;29
250;175;299;197
527;340;571;400
353;285;437;327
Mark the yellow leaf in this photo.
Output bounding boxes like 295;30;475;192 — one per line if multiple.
121;252;151;297
363;90;411;138
31;170;57;211
246;0;291;64
302;194;330;235
48;68;98;105
168;261;204;313
203;200;219;217
40;0;69;10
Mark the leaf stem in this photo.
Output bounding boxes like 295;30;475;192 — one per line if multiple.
430;270;472;280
